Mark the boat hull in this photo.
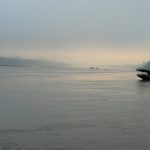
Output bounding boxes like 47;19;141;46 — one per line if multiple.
137;74;150;80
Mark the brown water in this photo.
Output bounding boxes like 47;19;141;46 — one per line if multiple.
0;67;149;150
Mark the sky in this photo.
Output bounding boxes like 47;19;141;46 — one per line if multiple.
0;0;150;66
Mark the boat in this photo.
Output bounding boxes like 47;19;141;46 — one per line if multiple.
136;61;150;80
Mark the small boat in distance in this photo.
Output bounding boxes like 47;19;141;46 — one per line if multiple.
90;67;99;70
136;61;150;80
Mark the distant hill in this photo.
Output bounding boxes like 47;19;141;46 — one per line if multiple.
0;57;71;67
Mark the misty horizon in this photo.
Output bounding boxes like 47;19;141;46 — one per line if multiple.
0;0;150;65
0;56;141;69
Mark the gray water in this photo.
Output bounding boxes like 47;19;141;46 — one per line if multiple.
0;67;150;150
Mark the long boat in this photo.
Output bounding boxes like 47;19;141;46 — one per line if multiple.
136;61;150;80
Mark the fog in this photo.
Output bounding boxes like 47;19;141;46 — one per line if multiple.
0;0;150;65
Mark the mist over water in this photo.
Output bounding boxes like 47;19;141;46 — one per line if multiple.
0;66;150;150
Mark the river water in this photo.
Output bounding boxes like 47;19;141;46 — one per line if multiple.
0;67;149;150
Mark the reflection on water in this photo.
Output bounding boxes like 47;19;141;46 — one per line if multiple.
0;67;150;150
136;80;150;95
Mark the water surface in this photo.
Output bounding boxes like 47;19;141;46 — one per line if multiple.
0;67;150;150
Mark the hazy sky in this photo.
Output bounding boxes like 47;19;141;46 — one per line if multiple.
1;0;150;66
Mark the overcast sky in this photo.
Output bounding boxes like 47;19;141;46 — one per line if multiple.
0;0;150;66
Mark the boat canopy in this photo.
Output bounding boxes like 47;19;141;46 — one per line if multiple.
136;61;150;73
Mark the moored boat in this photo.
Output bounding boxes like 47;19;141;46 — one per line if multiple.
136;61;150;80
